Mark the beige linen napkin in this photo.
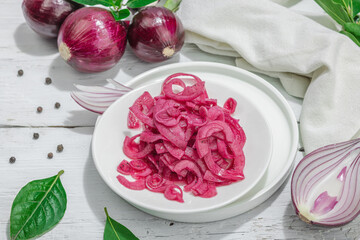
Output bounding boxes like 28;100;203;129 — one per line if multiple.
177;0;360;153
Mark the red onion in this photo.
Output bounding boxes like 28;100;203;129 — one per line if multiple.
57;7;127;73
22;0;82;38
291;138;360;226
127;6;185;63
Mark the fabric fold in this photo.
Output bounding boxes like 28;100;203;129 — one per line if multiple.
177;0;360;153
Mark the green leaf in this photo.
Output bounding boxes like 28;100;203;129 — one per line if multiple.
126;0;158;9
113;0;122;8
333;0;351;7
163;0;182;12
71;0;113;7
314;0;353;25
352;0;360;17
10;170;67;240
110;8;130;21
103;208;139;240
341;30;360;46
344;22;360;37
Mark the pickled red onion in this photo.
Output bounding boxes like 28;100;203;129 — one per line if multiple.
116;73;246;203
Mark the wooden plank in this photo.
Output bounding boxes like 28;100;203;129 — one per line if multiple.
1;127;359;240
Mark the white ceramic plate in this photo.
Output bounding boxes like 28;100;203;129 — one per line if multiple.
98;62;298;222
92;66;273;214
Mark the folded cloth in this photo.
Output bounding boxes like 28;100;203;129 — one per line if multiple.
177;0;360;154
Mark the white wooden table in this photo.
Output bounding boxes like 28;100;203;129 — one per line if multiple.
1;0;360;239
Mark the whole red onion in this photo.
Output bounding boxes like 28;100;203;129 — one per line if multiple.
57;7;127;73
127;7;185;63
22;0;82;38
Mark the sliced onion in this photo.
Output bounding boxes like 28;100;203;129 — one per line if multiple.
129;160;147;171
145;174;167;192
164;184;184;203
117;160;133;175
291;138;360;226
123;135;154;159
223;97;237;114
70;78;131;114
115;73;246;203
116;175;145;190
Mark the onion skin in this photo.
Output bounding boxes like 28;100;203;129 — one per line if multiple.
127;7;185;63
57;7;127;73
22;0;82;38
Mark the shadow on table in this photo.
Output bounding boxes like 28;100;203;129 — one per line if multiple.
14;23;58;56
282;201;360;239
64;110;98;130
48;56;121;91
82;149;152;224
213;175;289;223
120;46;182;79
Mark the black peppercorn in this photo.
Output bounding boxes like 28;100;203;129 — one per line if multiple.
57;144;64;152
17;69;23;77
33;133;39;139
47;152;53;159
9;156;16;163
45;77;52;85
54;102;61;109
37;106;43;113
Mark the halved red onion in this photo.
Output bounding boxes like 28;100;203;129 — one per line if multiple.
70;78;131;114
291;138;360;226
22;0;82;38
58;7;127;72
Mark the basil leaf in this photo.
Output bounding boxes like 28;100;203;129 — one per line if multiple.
126;0;158;8
71;0;113;7
341;30;360;46
315;0;353;25
110;8;130;21
10;170;67;240
103;208;139;240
